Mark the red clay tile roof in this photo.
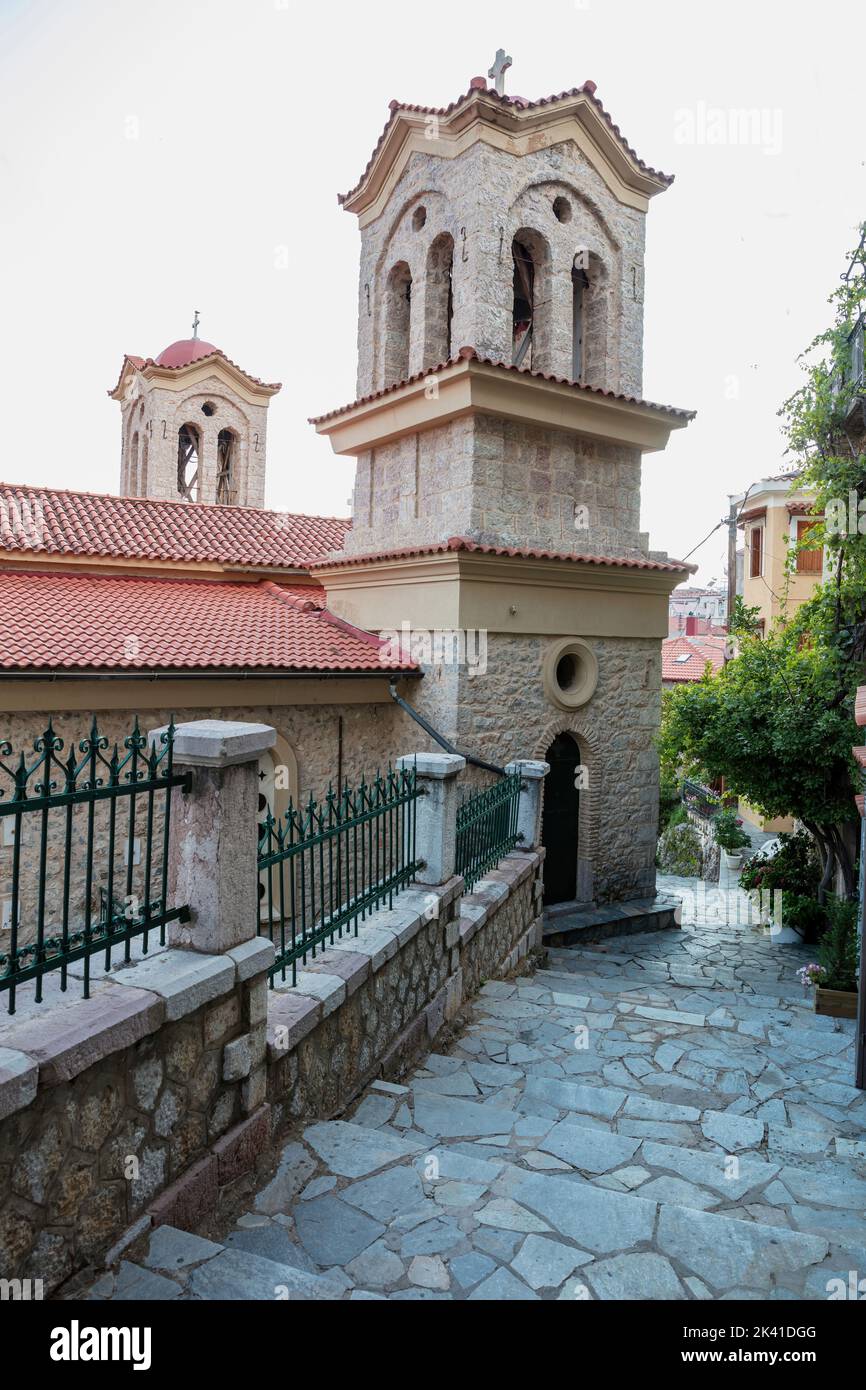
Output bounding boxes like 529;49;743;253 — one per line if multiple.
0;483;349;570
311;535;695;575
108;349;282;398
0;572;416;675
662;635;727;683
310;348;695;426
340;82;673;206
156;339;220;368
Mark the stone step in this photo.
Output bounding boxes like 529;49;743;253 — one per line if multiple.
506;1168;839;1297
543;896;682;949
411;1139;855;1298
87;1224;349;1302
405;1055;863;1155
447;1117;866;1252
373;1065;866;1254
297;1114;861;1299
542;961;815;1015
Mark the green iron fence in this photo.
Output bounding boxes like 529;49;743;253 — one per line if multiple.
258;766;421;987
0;720;190;1015
455;773;522;893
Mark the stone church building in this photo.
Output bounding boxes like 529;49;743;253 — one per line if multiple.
0;71;693;939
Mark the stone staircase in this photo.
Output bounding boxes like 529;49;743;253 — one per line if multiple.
83;901;866;1301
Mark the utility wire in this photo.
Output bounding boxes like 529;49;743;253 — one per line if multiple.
681;521;725;564
679;484;760;566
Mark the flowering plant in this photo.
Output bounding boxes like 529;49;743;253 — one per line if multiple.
797;963;826;990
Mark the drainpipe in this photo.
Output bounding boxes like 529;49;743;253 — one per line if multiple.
388;680;508;778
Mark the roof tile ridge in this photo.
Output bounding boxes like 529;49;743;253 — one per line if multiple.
316;605;399;654
0;480;351;526
261;580;321;613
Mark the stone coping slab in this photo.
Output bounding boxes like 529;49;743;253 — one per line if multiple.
229;937;276;983
0;1047;39;1120
304;951;371;996
287;973;347;1017
111;950;235;1022
268;991;323;1057
0;981;165;1088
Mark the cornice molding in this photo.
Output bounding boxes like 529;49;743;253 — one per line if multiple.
314;356;691;456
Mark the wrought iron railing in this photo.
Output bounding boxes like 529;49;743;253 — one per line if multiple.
455;774;522;893
0;720;190;1015
682;778;722;821
258;766;420;987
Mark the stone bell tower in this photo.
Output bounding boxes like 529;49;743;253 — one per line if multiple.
315;69;691;561
312;63;695;909
109;322;281;509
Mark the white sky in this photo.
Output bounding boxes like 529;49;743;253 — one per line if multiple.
1;0;864;585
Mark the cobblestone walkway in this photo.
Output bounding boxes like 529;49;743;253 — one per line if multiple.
85;876;865;1301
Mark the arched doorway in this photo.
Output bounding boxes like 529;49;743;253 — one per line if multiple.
542;733;581;906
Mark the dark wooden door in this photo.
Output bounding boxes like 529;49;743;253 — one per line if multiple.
542;734;580;906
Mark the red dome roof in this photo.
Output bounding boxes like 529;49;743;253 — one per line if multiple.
155;339;220;369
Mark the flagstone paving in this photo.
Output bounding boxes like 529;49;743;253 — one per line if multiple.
83;875;865;1301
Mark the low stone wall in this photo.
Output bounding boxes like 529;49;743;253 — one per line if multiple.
0;938;273;1295
265;851;543;1131
460;854;543;998
0;852;543;1295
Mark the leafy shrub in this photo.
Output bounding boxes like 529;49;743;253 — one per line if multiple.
781;893;827;944
817;898;860;992
740;832;820;897
659;777;683;835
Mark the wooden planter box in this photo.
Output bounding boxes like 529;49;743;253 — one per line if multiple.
815;988;858;1020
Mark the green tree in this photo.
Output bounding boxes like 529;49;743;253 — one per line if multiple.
660;224;866;898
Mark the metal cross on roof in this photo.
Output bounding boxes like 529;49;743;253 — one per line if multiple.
192;309;200;340
488;48;513;96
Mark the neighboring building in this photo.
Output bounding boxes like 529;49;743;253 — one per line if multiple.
732;474;825;633
0;67;695;926
662;630;727;689
669;586;727;634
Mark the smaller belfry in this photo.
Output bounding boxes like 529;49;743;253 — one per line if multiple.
109;322;281;508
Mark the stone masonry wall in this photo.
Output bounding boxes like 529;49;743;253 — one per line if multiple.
0;946;271;1295
355;139;647;398
346;414;647;560
445;634;663;904
460;861;542;999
